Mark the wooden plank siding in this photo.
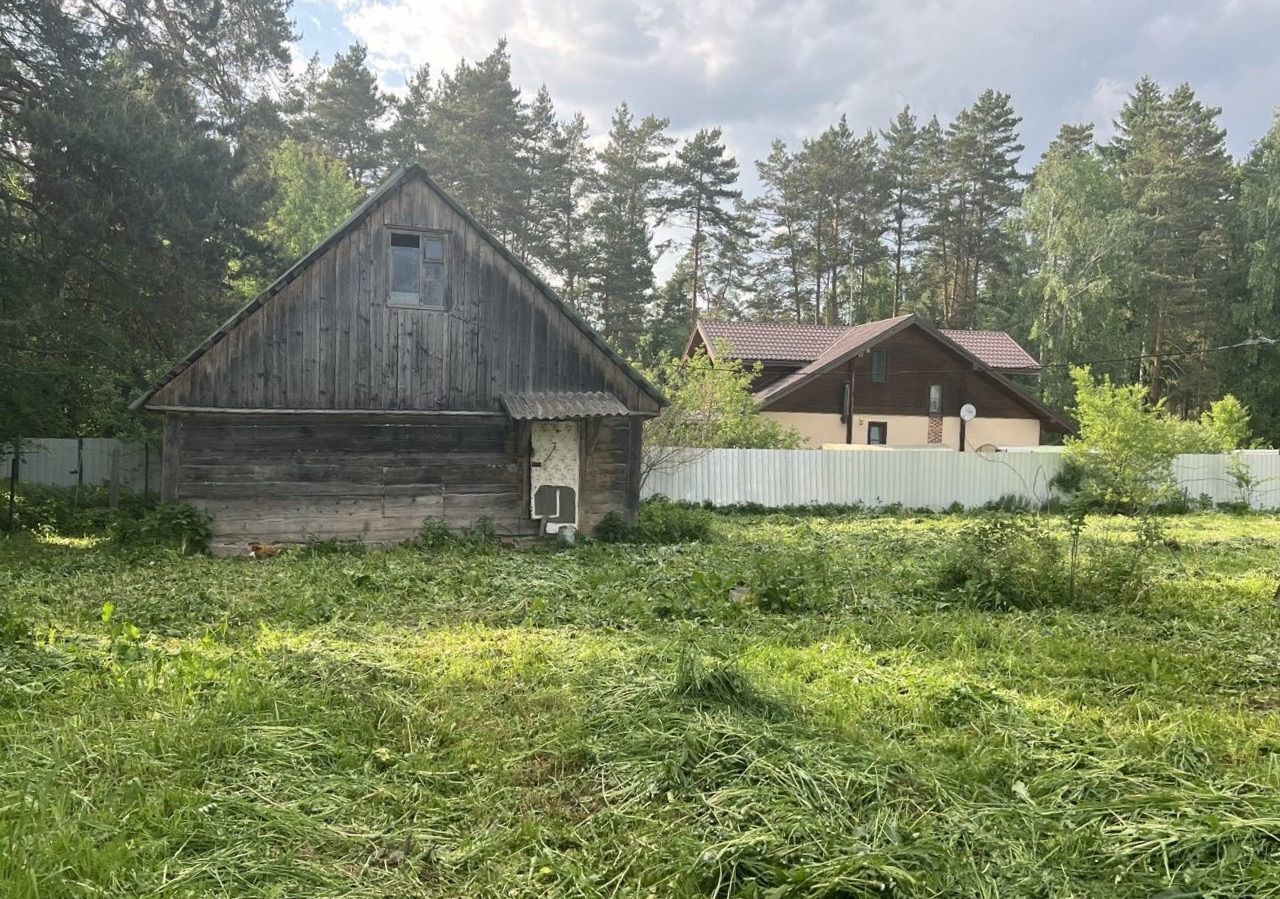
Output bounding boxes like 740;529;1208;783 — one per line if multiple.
174;413;541;551
152;176;659;415
145;169;658;549
766;327;1049;422
579;418;643;527
850;328;1041;420
176;412;639;550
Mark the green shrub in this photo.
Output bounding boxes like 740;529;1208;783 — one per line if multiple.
747;549;832;614
107;502;211;553
633;502;714;544
936;517;1067;610
593;511;631;543
1063;368;1254;513
1072;517;1166;607
937;514;1166;610
463;516;497;544
4;484;155;535
595;502;715;545
415;515;498;550
416;517;457;549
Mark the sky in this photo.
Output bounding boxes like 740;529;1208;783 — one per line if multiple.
291;0;1280;181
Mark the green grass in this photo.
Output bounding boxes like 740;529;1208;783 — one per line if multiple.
2;512;1279;897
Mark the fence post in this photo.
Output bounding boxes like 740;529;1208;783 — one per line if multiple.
108;446;121;509
6;440;17;533
72;434;83;514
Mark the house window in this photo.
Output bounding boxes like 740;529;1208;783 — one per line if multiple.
389;230;448;307
929;384;942;415
871;349;888;382
868;421;887;445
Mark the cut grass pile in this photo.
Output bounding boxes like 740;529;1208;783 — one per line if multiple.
2;512;1279;897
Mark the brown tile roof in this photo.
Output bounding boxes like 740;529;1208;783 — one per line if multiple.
695;321;848;362
941;329;1041;372
754;315;913;405
696;318;1040;373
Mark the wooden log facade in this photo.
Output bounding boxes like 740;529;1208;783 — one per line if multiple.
137;166;663;552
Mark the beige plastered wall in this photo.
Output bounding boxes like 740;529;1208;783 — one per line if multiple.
762;412;846;448
764;412;1042;449
962;416;1042;450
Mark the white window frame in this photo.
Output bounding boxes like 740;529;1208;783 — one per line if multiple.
387;227;449;309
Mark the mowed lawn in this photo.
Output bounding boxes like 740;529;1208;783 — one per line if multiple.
2;512;1279;898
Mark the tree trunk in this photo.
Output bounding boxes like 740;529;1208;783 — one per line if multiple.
690;204;702;323
892;213;905;316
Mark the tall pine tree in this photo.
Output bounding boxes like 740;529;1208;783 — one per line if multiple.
1110;79;1232;406
586;104;672;355
881;107;925;315
667;128;743;322
304;44;389;187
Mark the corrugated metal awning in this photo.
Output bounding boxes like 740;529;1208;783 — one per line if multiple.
500;391;632;420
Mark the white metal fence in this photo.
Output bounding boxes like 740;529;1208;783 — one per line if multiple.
11;439;1280;511
3;439;159;493
643;448;1280;510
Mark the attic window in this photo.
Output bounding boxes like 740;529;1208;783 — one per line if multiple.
389;230;448;307
871;349;888;382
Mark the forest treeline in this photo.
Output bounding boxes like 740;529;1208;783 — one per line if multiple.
4;0;1279;442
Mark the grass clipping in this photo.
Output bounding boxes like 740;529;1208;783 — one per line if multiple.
1;511;1279;896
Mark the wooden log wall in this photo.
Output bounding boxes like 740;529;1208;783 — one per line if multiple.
168;412;640;552
579;418;643;529
170;412;540;552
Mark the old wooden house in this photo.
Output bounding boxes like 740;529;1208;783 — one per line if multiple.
685;314;1070;449
132;165;665;552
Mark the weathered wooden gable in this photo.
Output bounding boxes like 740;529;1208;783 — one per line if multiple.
148;169;659;414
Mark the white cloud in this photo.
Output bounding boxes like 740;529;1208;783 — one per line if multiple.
301;0;1278;175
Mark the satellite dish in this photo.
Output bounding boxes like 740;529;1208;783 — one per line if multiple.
960;403;977;422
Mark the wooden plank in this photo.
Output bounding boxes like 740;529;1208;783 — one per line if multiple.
317;249;336;407
334;227;352;408
179;481;441;499
145;405;500;417
161;413;181;502
354;220;372;407
397;311;412;409
624;418;643;523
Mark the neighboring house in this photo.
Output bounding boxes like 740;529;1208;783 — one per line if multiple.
132;165;665;553
684;313;1070;449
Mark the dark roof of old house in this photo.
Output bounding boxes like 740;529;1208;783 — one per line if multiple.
690;318;1041;373
500;391;632;420
130;164;665;412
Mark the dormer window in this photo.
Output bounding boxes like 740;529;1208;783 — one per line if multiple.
389;229;448;307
